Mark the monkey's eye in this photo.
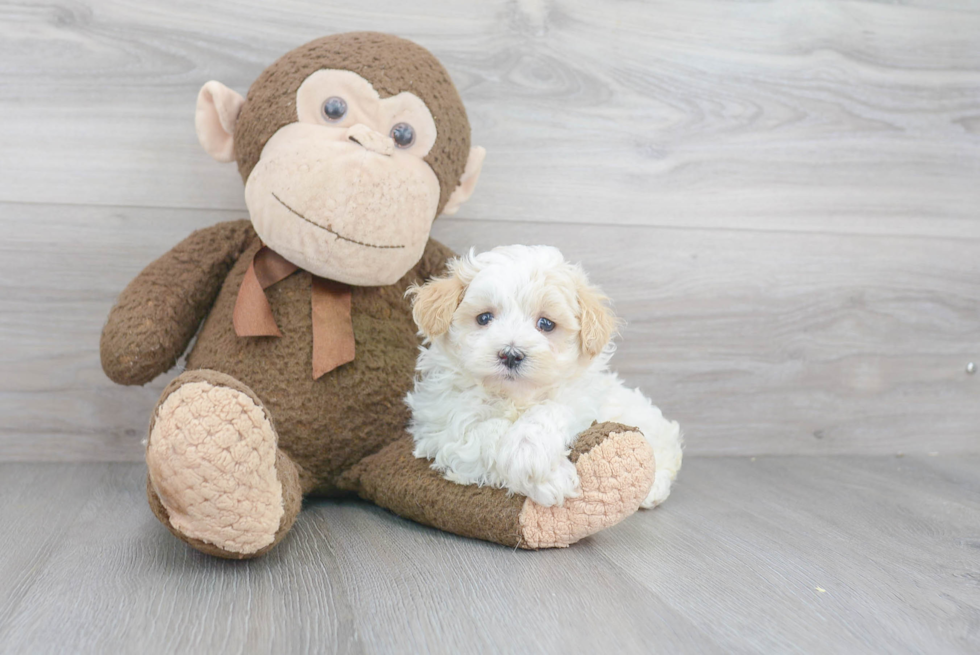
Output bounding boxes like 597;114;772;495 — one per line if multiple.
477;312;493;326
537;317;556;332
322;97;348;122
391;122;415;148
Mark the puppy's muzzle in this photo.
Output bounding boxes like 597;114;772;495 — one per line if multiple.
498;346;526;370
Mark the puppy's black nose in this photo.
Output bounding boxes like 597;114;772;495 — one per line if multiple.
498;347;525;370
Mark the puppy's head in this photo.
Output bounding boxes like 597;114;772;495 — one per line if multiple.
408;245;616;396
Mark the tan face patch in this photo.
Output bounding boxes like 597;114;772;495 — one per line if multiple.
244;122;441;285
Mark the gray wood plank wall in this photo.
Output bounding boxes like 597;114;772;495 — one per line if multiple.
1;0;978;461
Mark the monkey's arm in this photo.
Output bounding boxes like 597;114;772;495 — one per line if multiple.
101;219;255;386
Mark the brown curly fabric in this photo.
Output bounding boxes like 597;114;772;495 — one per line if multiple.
234;32;471;215
100;221;255;386
339;435;527;546
232;246;356;379
184;227;457;493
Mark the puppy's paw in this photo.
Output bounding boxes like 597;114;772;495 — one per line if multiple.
524;458;582;507
517;426;656;548
497;424;581;507
497;423;563;482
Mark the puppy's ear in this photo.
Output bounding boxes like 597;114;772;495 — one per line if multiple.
577;281;617;358
407;270;466;339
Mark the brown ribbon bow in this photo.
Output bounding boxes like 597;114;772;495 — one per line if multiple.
233;246;355;379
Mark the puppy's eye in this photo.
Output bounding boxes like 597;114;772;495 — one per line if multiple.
537;317;556;332
391;122;415;148
322;96;348;122
477;312;493;326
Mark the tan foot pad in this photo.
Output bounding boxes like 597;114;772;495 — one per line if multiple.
147;381;283;555
518;430;655;549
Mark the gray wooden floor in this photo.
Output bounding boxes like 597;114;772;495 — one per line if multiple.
1;456;978;654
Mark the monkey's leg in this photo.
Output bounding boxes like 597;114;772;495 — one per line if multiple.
341;422;655;549
145;370;302;559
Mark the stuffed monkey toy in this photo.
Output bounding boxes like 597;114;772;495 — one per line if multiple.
101;32;656;559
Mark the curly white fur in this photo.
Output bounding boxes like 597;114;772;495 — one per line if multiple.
405;245;682;508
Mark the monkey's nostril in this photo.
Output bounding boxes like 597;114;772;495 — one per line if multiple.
348;135;363;146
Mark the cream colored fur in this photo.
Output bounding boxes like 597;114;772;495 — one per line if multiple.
406;245;683;509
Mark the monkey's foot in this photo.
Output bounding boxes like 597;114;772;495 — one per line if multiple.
146;370;300;559
517;422;656;549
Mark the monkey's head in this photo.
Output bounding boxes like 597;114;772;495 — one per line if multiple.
195;32;485;286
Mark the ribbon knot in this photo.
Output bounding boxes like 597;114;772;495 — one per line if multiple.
233;246;355;379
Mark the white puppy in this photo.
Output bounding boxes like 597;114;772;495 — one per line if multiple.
405;245;682;508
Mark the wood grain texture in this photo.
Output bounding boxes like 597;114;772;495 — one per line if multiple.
2;203;977;460
1;0;978;460
0;0;978;237
0;457;977;654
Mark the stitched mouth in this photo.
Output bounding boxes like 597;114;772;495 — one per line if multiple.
271;193;405;250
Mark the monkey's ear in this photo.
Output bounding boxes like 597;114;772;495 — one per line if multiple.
195;81;246;163
577;280;617;358
407;271;466;339
441;146;486;215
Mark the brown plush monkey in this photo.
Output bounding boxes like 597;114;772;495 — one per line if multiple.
101;32;656;559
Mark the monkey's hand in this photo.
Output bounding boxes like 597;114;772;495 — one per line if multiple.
100;219;255;385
